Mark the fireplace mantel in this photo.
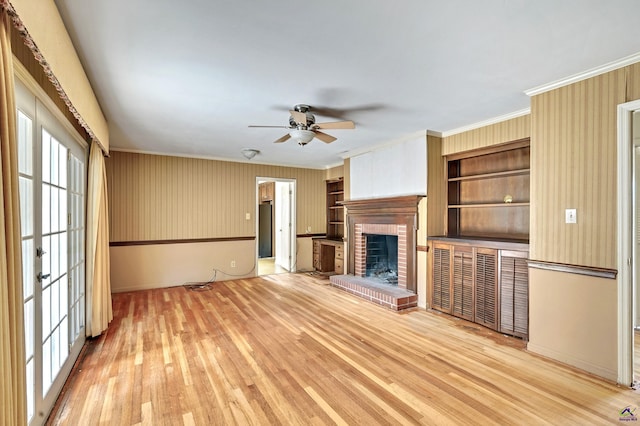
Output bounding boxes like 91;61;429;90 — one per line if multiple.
342;195;424;293
340;195;424;215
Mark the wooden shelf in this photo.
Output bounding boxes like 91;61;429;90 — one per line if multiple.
446;140;530;239
448;168;530;182
326;178;344;240
448;203;530;208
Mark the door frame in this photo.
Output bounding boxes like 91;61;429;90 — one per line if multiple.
256;177;297;274
617;99;640;385
15;62;89;425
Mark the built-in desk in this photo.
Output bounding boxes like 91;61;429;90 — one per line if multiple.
313;238;344;275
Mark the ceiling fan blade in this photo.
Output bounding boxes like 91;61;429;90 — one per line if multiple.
274;133;291;143
313;131;337;144
313;120;355;130
290;110;307;125
248;125;289;128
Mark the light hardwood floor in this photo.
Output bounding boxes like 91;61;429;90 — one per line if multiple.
49;273;639;425
257;258;288;276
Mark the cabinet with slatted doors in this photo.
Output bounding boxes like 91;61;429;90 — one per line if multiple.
452;245;474;321
499;250;529;339
431;242;474;321
428;237;528;339
474;248;498;331
431;242;452;313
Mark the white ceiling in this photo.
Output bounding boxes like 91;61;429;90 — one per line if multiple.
54;0;640;169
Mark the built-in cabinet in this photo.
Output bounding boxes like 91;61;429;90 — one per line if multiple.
314;178;345;275
313;239;343;274
259;181;275;203
429;238;528;339
429;138;530;339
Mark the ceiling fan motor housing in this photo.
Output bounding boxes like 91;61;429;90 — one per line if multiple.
289;112;315;129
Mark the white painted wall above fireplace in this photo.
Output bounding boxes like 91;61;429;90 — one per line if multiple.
349;133;427;200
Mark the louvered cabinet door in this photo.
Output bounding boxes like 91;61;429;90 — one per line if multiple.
452;246;474;321
499;250;529;339
431;244;452;313
474;248;498;330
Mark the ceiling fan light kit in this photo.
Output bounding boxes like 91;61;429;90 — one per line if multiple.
289;129;316;146
249;104;355;146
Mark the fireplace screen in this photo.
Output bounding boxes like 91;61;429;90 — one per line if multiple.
365;234;398;285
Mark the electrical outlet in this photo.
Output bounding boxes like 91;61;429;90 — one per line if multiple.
231;260;236;268
245;213;251;220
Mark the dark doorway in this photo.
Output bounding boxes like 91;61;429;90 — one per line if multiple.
258;203;273;258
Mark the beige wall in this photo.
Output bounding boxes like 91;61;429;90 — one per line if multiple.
422;135;446;309
110;240;255;292
442;114;530;156
526;63;640;379
106;151;326;241
530;67;629;269
426;135;446;237
527;268;617;380
107;151;327;290
11;0;109;150
110;237;315;292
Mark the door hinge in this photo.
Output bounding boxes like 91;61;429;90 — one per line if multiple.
68;213;72;226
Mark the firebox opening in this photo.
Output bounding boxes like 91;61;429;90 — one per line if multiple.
365;234;398;285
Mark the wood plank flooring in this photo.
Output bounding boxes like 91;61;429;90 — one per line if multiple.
49;273;640;425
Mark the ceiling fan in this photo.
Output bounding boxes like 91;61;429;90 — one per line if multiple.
249;104;355;145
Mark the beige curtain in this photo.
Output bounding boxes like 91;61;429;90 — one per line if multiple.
86;141;112;337
0;8;27;425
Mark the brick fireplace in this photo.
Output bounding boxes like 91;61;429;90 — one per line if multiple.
329;195;423;310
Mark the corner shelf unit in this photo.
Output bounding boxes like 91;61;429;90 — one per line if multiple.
446;139;530;241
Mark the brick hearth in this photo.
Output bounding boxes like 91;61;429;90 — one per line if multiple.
329;274;417;311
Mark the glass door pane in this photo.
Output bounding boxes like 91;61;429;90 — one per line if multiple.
16;78;87;426
18;108;35;423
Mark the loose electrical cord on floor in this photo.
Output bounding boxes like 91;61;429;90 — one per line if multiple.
183;260;257;291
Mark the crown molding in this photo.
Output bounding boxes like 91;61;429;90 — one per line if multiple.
525;51;640;97
439;108;530;138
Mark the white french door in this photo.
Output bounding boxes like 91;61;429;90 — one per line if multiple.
16;78;87;425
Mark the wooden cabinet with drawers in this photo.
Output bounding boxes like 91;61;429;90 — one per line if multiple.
313;238;344;275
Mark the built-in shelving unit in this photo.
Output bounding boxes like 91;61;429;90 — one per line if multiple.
446;139;530;241
326;179;344;240
429;138;531;340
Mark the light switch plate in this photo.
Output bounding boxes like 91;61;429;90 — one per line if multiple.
245;212;251;220
565;208;577;224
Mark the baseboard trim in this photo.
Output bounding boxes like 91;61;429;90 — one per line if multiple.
526;342;617;383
